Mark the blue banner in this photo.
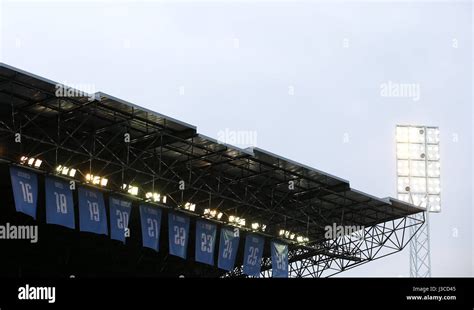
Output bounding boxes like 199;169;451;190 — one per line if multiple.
271;241;288;278
168;212;190;259
139;204;162;251
78;186;108;235
45;176;75;229
109;197;132;243
217;226;240;271
9;166;38;219
243;234;264;277
195;219;217;266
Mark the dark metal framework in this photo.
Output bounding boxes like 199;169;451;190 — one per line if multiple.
0;63;425;277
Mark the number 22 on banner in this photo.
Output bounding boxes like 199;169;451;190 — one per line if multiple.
174;226;185;246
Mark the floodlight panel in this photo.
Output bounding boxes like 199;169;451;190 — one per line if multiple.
426;128;440;144
408;126;426;143
427;162;440;177
410;177;427;193
410;160;426;177
426;145;440;160
397;193;410;202
427;178;441;194
396;126;409;143
397;177;410;192
396;125;441;213
428;195;441;212
397;160;409;176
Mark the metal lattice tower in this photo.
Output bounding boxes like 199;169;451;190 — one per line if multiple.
409;211;431;277
396;125;441;278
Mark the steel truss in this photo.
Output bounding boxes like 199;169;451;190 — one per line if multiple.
0;64;426;277
225;214;424;277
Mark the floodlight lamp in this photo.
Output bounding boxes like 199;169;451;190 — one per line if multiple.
61;167;70;175
183;202;196;212
124;185;138;196
92;175;100;185
100;178;108;187
146;192;161;202
33;159;42;168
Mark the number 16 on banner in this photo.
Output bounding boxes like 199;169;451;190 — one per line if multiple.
10;166;38;219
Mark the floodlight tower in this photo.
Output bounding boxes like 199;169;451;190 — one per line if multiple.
396;125;441;278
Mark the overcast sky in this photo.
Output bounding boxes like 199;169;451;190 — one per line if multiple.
0;0;472;277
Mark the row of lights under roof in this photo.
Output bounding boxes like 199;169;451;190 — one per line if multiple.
20;156;168;203
19;156;310;243
279;230;309;243
20;156;42;168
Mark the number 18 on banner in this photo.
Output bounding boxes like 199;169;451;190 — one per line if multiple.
10;167;38;219
45;177;75;229
243;234;264;277
168;213;190;259
78;187;108;235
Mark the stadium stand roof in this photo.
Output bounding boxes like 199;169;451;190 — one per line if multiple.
0;62;423;246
